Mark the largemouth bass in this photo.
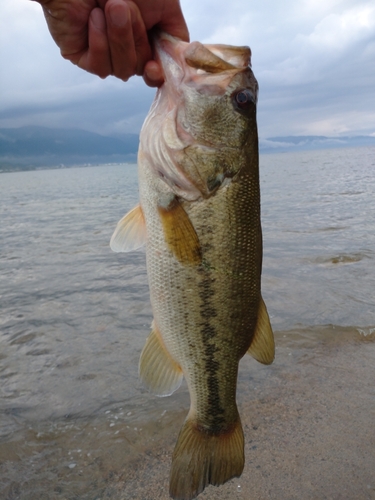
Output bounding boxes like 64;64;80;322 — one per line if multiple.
111;32;275;500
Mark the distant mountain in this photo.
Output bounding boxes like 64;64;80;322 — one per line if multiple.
0;126;139;171
1;126;374;172
260;135;375;153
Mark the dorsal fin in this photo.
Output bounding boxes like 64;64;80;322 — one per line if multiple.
247;296;275;365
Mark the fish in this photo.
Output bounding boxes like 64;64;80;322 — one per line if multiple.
110;32;275;500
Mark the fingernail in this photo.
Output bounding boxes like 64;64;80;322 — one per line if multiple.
109;3;128;27
144;61;164;87
91;9;105;30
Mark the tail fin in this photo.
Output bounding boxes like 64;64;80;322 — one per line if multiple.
169;416;244;500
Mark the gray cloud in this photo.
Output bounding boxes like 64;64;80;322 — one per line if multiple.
0;0;374;139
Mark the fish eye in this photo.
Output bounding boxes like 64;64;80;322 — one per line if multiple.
232;89;256;116
236;91;250;105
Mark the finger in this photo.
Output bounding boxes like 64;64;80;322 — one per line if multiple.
137;0;190;43
105;0;138;81
76;8;112;78
143;60;164;88
129;2;153;75
158;4;189;43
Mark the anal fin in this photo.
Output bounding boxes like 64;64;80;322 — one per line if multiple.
247;296;275;365
139;322;183;397
158;197;202;266
110;204;146;253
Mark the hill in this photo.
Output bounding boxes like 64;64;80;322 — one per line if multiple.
1;126;374;172
0;126;138;171
260;135;375;153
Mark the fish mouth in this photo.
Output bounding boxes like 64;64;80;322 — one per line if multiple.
154;32;252;85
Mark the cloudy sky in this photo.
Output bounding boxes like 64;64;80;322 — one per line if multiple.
1;0;374;139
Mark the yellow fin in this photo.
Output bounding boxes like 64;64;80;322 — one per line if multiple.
139;323;183;397
110;204;146;253
158;198;202;265
169;415;244;500
247;296;275;365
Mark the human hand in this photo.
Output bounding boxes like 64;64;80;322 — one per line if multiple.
32;0;189;86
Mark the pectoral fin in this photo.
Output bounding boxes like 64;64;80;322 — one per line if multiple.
247;296;275;365
110;204;146;252
158;197;202;265
139;322;183;397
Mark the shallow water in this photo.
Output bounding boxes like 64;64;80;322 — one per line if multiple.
0;147;374;498
260;146;375;330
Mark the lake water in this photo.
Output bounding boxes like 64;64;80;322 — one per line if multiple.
0;146;374;499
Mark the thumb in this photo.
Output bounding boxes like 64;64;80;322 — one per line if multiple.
158;1;189;42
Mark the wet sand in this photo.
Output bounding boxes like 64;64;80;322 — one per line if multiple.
108;328;375;500
1;327;374;499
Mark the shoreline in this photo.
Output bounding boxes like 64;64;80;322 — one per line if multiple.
109;328;375;499
1;327;374;499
